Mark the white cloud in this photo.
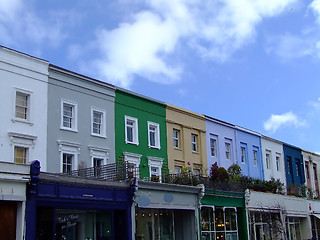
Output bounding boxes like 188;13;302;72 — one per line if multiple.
309;0;320;24
0;0;68;50
91;0;297;87
266;34;315;60
94;11;182;88
264;111;307;133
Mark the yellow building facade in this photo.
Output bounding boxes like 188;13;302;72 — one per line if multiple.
166;103;208;175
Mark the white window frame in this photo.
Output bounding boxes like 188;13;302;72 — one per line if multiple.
225;142;231;160
60;99;78;132
210;138;217;157
191;134;198;152
58;140;81;173
147;156;164;182
241;146;246;164
148;121;160;149
91;107;106;137
174;165;182;174
266;151;271;170
253;150;258;166
8;132;37;164
276;153;281;172
173;129;180;148
62;152;74;173
14;146;29;164
201;206;238;240
125;116;139;145
89;146;109;167
124;152;142;178
12;88;33;125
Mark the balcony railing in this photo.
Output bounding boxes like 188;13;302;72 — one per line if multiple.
65;161;140;181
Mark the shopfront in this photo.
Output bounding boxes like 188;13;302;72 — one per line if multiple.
200;190;247;240
0;161;31;240
246;190;311;240
134;181;204;240
26;166;133;240
308;199;320;239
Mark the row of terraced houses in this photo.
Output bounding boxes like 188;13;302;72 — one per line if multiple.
1;45;320;240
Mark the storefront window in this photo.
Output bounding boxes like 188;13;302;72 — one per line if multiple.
38;208;112;240
136;208;174;240
201;206;238;240
311;215;320;239
249;211;283;240
286;217;302;240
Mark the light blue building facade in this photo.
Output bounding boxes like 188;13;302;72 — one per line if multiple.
235;126;264;180
205;116;237;172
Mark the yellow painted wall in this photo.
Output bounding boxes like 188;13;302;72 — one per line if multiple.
166;103;208;175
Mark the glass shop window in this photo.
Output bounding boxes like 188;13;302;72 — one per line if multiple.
201;206;238;240
135;208;174;240
38;208;112;240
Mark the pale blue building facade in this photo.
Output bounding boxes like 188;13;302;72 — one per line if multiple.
205;116;237;173
235;126;264;180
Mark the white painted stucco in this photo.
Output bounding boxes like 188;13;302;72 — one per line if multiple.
0;46;49;170
261;136;287;188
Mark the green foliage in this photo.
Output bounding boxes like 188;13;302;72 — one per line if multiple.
227;164;242;181
169;173;201;186
210;163;229;181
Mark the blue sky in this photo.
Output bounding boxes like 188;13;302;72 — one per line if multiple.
1;0;320;153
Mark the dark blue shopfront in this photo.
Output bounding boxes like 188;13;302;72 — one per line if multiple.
26;161;133;240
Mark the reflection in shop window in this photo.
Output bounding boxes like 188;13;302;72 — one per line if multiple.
201;206;238;240
136;208;174;240
249;211;284;240
38;209;112;240
286;217;302;240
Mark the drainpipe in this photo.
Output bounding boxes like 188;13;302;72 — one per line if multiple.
130;178;138;240
260;138;265;181
197;184;205;240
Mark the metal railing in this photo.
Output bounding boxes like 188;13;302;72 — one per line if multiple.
65;161;140;181
65;163;246;193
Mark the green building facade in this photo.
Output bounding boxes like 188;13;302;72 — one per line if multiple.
115;89;168;181
200;190;248;240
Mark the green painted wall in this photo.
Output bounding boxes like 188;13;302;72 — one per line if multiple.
201;191;249;240
115;89;168;178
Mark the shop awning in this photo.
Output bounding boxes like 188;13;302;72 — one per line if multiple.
312;213;320;220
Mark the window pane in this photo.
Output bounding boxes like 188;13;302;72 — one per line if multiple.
215;208;224;232
225;208;237;231
93;111;102;134
63;154;73;173
173;129;179;148
150;131;155;146
174;166;181;174
253;150;257;166
127;126;133;142
15;92;28;119
225;143;231;160
14;146;27;164
192;134;197;151
63;104;73;128
210;139;216;157
201;207;214;232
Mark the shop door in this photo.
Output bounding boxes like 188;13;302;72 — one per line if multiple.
0;201;17;240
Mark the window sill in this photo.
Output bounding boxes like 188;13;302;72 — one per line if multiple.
60;127;78;133
173;147;182;151
192;151;200;155
91;133;107;139
11;118;33;126
149;145;161;150
125;141;139;146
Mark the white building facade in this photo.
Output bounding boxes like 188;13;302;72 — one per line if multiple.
261;136;287;189
302;150;320;198
0;46;49;170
